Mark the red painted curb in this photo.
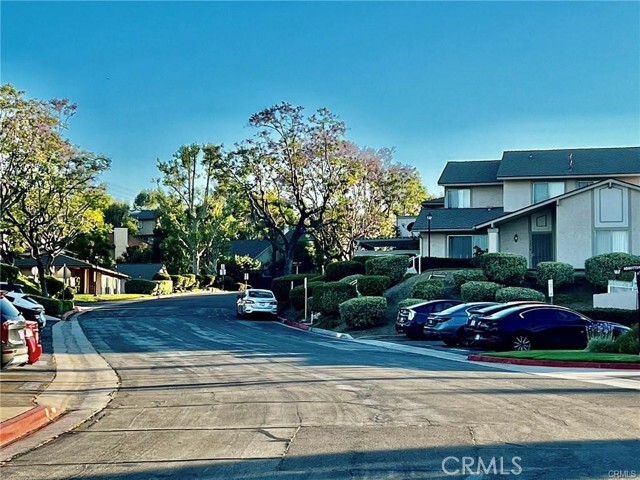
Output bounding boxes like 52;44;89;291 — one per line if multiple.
283;319;311;331
468;354;640;370
0;405;65;448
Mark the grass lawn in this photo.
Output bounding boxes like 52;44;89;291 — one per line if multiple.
480;350;640;363
74;293;151;303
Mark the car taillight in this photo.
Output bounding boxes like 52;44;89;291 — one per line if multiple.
245;300;254;304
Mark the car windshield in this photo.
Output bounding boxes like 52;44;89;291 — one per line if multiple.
248;291;275;299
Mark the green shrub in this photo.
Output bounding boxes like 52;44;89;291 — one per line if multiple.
182;274;197;290
310;275;326;282
125;279;157;294
339;296;387;329
289;281;324;310
325;261;365;281
17;275;41;295
271;274;318;302
0;263;20;282
616;324;639;354
587;338;620;353
460;281;501;302
398;298;426;309
45;276;65;297
59;286;75;300
452;269;487;292
312;282;357;316
199;274;216;287
351;255;378;265
358;275;391;296
169;275;183;291
536;261;575;289
495;287;545;303
154;280;173;295
412;280;445;300
152;272;172;281
577;308;638;327
402;273;417;282
479;253;527;286
584;253;640;291
29;295;74;316
365;255;410;285
339;274;365;284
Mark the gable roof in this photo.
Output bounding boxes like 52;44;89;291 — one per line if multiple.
131;210;159;221
474;178;640;229
413;208;505;232
230;240;271;259
14;254;129;278
113;263;165;280
438;160;501;185
497;147;640;179
421;196;445;207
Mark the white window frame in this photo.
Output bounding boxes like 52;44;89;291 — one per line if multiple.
446;188;471;208
594;185;628;228
447;234;488;258
532;182;565;203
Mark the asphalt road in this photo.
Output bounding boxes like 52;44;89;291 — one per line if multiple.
2;293;639;479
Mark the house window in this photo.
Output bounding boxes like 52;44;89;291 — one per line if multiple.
577;180;595;189
448;235;488;258
532;182;565;203
595;186;627;226
446;189;470;208
595;230;629;254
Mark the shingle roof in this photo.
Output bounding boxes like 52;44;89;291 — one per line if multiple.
497;147;640;178
421;196;445;207
14;253;92;268
131;210;158;221
413;208;505;232
438;160;501;185
230;240;271;259
114;263;164;280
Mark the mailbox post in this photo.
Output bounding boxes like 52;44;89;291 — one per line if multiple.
621;264;640;355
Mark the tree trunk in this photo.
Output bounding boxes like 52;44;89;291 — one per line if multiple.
36;257;48;297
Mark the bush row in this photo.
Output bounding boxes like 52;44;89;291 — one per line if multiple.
339;296;387;329
271;274;319;302
585;252;640;291
30;295;74;316
412;280;444;301
325;261;365;281
365;255;409;285
588;324;639;354
312;282;357;316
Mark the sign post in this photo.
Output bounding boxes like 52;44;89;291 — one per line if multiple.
244;272;249;290
547;279;554;305
220;264;226;291
621;265;640;355
304;277;308;323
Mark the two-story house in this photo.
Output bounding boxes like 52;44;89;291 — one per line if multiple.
412;146;640;268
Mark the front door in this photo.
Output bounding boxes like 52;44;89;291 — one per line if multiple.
531;233;553;267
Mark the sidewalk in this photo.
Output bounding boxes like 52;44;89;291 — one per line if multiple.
0;313;118;461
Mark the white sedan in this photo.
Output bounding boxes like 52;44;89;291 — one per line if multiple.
236;289;278;318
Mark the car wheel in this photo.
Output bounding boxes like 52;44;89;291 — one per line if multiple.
512;333;533;351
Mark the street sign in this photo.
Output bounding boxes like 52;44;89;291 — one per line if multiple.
622;264;640;272
220;268;226;276
31;266;38;277
547;279;554;297
244;273;249;281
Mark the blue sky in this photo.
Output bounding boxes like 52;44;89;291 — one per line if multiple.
2;1;639;202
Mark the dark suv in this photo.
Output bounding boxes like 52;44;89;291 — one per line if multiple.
395;299;463;339
468;304;630;351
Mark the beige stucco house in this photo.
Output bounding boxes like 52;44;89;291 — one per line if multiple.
413;146;640;268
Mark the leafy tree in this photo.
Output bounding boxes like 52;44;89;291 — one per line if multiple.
104;200;138;233
214;103;356;275
67;224;116;268
0;84;110;296
133;190;158;210
156;144;239;274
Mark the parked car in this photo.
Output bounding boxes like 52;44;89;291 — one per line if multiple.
395;299;463;339
3;292;46;329
462;301;545;346
0;282;25;293
1;296;29;368
236;289;278;318
422;302;498;346
467;304;630;351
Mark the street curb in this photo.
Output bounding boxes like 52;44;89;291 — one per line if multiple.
278;317;353;339
0;406;65;448
467;354;640;370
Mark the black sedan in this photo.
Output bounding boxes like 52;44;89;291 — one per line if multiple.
422;302;498;346
467;304;630;351
395;299;462;339
462;301;545;345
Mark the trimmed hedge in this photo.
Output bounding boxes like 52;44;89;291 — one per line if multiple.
585;252;640;291
60;286;75;300
153;272;172;281
45;276;65;297
154;280;173;295
587;339;620;353
169;275;184;291
339;296;387;329
479;253;527;286
402;273;417;282
339;274;365;285
17;275;41;295
271;274;318;302
452;269;487;292
412;279;445;300
365;255;410;285
398;298;426;309
199;274;216;287
358;275;391;296
460;281;501;302
125;279;157;294
182;274;197;290
289;281;325;311
312;282;357;316
617;324;639;354
577;308;639;327
325;261;365;281
351;255;378;265
0;263;20;282
30;295;74;316
536;262;575;289
495;287;545;303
